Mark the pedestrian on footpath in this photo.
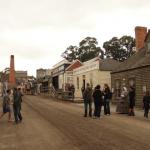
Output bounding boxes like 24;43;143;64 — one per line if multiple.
128;86;135;116
83;83;93;117
13;88;23;124
143;91;150;118
103;84;112;115
0;89;12;122
93;85;103;119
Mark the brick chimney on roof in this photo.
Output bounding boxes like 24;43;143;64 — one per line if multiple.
135;26;147;51
9;55;16;88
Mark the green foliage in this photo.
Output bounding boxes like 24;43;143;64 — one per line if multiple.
61;37;104;62
78;37;104;62
61;45;78;62
103;36;135;62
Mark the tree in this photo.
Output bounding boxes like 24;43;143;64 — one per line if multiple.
78;37;104;62
103;36;135;61
61;37;104;62
61;45;78;62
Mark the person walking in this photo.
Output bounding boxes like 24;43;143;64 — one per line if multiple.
143;91;150;118
0;89;11;121
13;88;23;124
93;85;103;118
83;83;93;117
103;84;112;115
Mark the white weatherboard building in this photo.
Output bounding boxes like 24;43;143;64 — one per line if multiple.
73;57;120;98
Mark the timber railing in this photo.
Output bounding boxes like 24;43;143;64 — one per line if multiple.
40;86;74;101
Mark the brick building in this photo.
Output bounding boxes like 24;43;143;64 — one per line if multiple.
111;26;150;107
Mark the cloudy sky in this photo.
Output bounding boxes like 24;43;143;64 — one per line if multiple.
0;0;150;76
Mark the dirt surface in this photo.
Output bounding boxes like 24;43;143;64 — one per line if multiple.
0;95;150;150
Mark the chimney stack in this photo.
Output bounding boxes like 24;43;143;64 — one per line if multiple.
9;55;16;88
135;26;147;51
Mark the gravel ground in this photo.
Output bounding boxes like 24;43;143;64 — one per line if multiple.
0;95;150;150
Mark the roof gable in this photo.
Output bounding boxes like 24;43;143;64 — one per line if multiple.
65;59;82;71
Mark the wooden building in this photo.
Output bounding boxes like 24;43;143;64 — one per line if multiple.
111;26;150;107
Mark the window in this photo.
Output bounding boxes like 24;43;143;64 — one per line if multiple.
115;80;121;97
77;77;79;90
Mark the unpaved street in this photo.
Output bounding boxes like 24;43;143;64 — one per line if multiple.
0;95;150;150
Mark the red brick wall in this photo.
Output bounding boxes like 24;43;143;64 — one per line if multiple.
135;26;147;51
9;55;16;87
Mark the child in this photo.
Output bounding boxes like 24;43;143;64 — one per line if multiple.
143;91;150;118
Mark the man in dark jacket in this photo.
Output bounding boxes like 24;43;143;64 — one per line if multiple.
83;83;92;117
93;85;103;118
13;88;23;123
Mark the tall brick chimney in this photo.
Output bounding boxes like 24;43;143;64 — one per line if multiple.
135;26;147;51
9;55;16;88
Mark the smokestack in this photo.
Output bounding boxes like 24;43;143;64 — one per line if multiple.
9;55;16;88
135;26;147;51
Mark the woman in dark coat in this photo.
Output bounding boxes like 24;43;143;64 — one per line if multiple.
128;86;135;116
103;84;112;115
143;91;150;118
93;85;103;118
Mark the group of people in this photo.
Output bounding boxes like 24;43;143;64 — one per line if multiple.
82;83;112;118
65;83;75;99
116;85;150;118
116;86;136;116
0;88;23;124
82;83;150;119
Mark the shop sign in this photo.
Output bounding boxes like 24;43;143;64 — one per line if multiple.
73;61;99;75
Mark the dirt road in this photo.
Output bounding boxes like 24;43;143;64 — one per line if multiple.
0;95;150;150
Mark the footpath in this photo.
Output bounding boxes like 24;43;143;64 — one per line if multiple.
74;102;150;121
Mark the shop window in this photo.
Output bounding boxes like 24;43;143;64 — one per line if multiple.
115;80;121;97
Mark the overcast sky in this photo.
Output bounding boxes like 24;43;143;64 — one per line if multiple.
0;0;150;76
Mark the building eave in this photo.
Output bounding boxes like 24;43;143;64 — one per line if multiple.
111;64;150;74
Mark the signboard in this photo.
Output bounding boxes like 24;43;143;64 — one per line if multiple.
73;61;99;75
